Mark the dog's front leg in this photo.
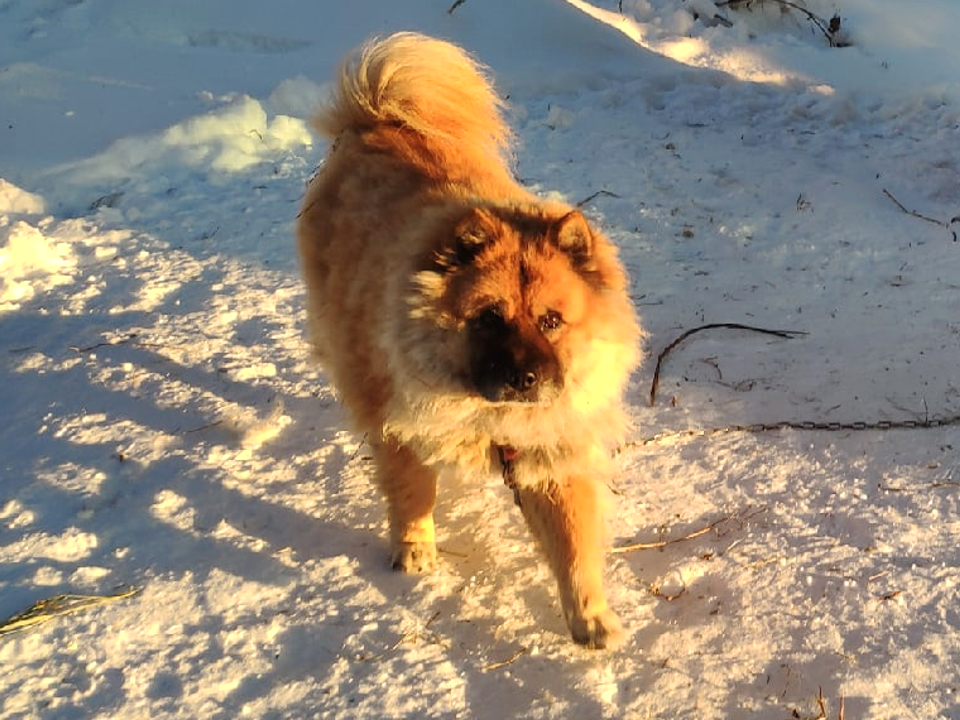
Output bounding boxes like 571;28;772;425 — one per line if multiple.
371;437;438;573
517;475;623;649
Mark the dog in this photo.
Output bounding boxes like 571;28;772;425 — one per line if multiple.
297;32;642;649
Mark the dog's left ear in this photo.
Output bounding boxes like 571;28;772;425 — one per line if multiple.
551;211;594;267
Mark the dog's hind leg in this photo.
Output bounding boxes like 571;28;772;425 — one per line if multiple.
371;436;438;573
516;475;623;650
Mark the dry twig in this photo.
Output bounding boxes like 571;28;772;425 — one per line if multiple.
179;420;224;435
481;646;529;671
882;188;958;241
877;589;903;603
70;332;139;354
576;189;621;207
648;323;805;406
651;573;688;601
356;611;446;662
717;1;847;47
613;519;722;553
786;686;845;720
612;506;766;554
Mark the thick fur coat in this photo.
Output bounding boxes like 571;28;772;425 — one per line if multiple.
297;32;642;648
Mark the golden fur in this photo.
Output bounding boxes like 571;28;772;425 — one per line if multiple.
297;32;642;649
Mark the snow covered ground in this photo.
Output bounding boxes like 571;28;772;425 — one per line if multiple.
2;0;960;717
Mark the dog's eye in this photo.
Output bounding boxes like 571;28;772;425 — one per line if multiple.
471;306;504;329
539;310;563;332
454;236;484;266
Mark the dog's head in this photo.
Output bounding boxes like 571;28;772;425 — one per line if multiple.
415;205;630;405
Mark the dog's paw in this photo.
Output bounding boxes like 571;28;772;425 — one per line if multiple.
568;608;624;650
390;541;437;573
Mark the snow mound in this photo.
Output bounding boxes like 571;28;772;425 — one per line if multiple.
0;219;76;311
0;179;45;215
58;95;312;183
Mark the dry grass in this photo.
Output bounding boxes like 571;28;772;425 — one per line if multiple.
0;587;139;638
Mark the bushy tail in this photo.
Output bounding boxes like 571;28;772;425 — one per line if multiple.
315;32;512;170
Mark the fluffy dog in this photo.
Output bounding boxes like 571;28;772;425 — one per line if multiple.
297;32;642;649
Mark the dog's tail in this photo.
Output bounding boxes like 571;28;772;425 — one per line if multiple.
315;32;512;174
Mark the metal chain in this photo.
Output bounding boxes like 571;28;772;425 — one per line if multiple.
638;322;960;447
635;413;960;447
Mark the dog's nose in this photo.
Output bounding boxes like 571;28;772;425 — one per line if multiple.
507;367;538;393
469;322;562;403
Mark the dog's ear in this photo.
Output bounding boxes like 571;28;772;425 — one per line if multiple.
551;211;594;267
550;210;627;290
449;207;499;266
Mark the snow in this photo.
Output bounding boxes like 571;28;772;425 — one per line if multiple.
1;0;959;718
